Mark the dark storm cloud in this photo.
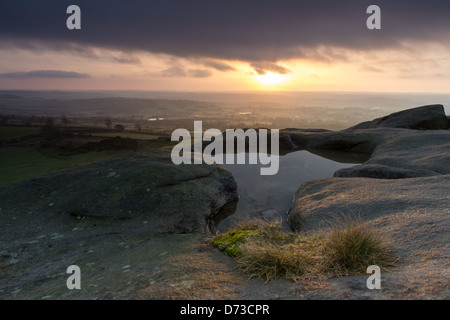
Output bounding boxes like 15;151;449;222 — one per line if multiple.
1;0;449;66
0;70;91;78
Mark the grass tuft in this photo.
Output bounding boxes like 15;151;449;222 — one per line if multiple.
323;218;397;276
211;218;397;282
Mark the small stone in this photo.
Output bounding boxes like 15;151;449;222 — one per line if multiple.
50;233;63;240
11;288;21;295
107;172;116;178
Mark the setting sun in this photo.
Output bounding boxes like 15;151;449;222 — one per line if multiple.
255;72;289;86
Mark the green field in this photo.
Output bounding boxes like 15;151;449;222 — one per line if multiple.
0;147;117;188
0;126;176;188
0;127;41;141
92;132;161;140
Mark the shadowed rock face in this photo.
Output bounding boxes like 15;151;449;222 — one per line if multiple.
334;164;439;179
345;104;448;130
0;150;238;234
277;105;448;154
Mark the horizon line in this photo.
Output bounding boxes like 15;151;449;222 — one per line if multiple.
1;89;450;96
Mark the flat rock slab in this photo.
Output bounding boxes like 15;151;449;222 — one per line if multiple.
288;175;450;233
0;150;238;299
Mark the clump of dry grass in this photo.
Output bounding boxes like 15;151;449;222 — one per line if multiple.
237;235;327;282
212;218;397;282
322;218;397;276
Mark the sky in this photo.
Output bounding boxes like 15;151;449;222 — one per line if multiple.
0;0;450;92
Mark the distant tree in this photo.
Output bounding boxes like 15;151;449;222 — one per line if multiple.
41;117;60;136
61;115;70;127
114;124;125;132
45;117;55;128
134;122;142;131
105;117;112;129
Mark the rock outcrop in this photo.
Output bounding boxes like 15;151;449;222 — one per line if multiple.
286;105;450;231
0;150;238;234
0;150;239;299
285;105;449;299
346;104;448;130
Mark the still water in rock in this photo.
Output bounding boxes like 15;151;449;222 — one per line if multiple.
211;150;364;233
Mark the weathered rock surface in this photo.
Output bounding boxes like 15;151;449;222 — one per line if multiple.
334;129;450;178
285;105;449;299
287;106;450;231
0;150;238;234
0;150;238;299
334;164;438;179
288;175;450;232
286;174;450;300
346;104;448;130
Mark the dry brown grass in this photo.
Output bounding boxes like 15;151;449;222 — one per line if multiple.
322;218;398;276
212;218;397;282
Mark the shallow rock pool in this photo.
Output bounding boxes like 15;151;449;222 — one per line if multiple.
211;150;364;232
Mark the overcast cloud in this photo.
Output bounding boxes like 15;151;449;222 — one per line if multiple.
1;0;449;75
0;70;91;78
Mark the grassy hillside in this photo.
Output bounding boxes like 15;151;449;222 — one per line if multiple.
0;126;175;188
